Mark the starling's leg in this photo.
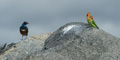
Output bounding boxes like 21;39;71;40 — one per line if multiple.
21;35;23;40
25;36;27;40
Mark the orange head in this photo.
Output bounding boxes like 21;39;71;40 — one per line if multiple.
89;16;93;21
86;12;91;20
91;16;93;19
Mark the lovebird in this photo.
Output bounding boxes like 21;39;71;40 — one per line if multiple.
20;21;29;40
86;12;99;29
86;12;91;24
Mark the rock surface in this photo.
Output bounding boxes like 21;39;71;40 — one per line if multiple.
0;33;52;60
0;22;120;60
0;43;7;54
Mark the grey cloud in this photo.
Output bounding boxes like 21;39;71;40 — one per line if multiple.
0;0;120;44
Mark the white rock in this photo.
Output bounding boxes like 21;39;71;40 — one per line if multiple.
62;25;79;34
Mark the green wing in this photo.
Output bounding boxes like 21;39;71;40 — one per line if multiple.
87;19;90;25
92;20;99;29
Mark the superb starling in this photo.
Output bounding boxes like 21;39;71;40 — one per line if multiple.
20;21;29;40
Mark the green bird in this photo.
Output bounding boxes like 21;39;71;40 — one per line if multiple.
86;12;99;29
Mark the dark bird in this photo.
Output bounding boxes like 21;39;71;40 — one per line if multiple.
20;21;29;40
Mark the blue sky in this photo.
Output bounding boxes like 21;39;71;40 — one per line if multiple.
0;0;120;44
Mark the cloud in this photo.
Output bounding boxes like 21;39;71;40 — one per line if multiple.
0;0;120;44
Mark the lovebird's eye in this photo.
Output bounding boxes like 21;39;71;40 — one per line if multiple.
87;14;88;16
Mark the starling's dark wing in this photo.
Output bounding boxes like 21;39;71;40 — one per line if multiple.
26;27;28;35
20;26;28;36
